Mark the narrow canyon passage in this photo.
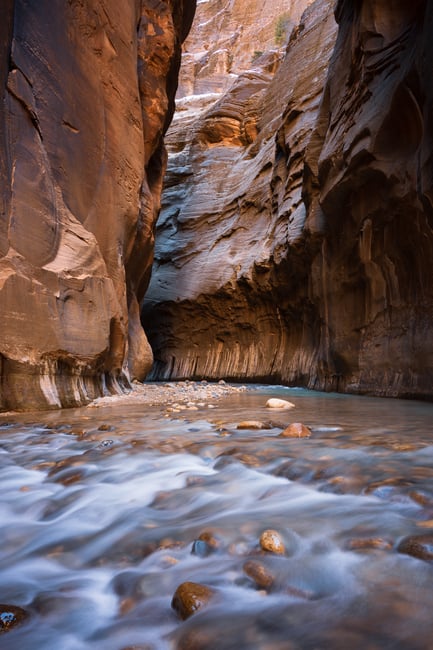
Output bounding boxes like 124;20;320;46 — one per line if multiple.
1;0;433;648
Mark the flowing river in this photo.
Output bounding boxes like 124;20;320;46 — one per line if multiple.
1;384;433;649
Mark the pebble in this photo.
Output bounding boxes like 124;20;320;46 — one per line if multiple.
279;422;312;438
171;582;215;620
191;539;214;557
0;604;28;633
265;398;295;409
259;529;285;555
237;420;272;430
397;534;433;561
243;559;275;589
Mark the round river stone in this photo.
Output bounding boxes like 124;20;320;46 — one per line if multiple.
171;582;215;620
259;529;285;555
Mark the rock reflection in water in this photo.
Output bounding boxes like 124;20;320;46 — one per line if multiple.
0;385;433;649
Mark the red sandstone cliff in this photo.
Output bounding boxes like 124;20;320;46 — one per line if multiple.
0;0;195;410
143;0;433;399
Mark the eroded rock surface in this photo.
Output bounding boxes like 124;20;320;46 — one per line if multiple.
144;0;433;399
143;0;338;382
0;0;195;410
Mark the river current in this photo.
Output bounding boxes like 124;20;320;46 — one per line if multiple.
1;385;433;649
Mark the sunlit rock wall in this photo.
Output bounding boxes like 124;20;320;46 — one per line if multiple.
144;0;433;399
0;0;195;410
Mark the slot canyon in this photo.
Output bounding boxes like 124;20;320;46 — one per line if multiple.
1;4;433;649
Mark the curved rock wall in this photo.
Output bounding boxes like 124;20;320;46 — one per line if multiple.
0;0;195;410
143;0;433;399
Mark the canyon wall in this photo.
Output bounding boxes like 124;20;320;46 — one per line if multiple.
0;0;195;410
143;0;433;399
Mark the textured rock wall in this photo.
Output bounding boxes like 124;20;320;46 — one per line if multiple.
177;0;315;97
143;0;338;382
306;0;433;397
143;0;433;399
0;0;195;410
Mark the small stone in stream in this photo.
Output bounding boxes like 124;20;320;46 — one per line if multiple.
279;423;312;438
243;559;275;589
397;534;433;561
197;530;221;550
98;423;113;431
191;539;213;558
259;529;285;555
345;538;393;551
218;379;226;384
0;604;28;633
171;582;215;620
266;398;295;409
237;420;273;430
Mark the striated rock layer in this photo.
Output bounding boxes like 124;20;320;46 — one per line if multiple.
0;0;195;410
143;0;433;400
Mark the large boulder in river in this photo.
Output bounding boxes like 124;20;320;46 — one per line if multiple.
0;0;195;410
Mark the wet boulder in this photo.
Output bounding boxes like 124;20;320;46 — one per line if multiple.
397;534;433;561
171;582;216;620
279;423;312;438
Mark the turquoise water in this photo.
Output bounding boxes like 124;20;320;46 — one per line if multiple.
0;385;433;649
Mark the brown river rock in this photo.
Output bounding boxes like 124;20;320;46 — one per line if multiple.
143;0;433;400
171;581;216;620
279;422;312;438
0;1;195;410
397;534;433;562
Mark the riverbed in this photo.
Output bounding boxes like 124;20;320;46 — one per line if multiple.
1;383;433;649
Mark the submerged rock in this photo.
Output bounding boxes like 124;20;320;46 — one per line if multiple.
171;582;216;620
397;535;433;562
243;559;275;590
237;420;273;430
345;538;393;552
0;604;28;633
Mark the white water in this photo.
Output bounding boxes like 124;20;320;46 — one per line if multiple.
1;385;433;649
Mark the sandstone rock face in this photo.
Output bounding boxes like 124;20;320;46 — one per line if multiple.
177;0;315;97
143;0;433;400
0;0;195;410
305;0;433;398
143;0;338;382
